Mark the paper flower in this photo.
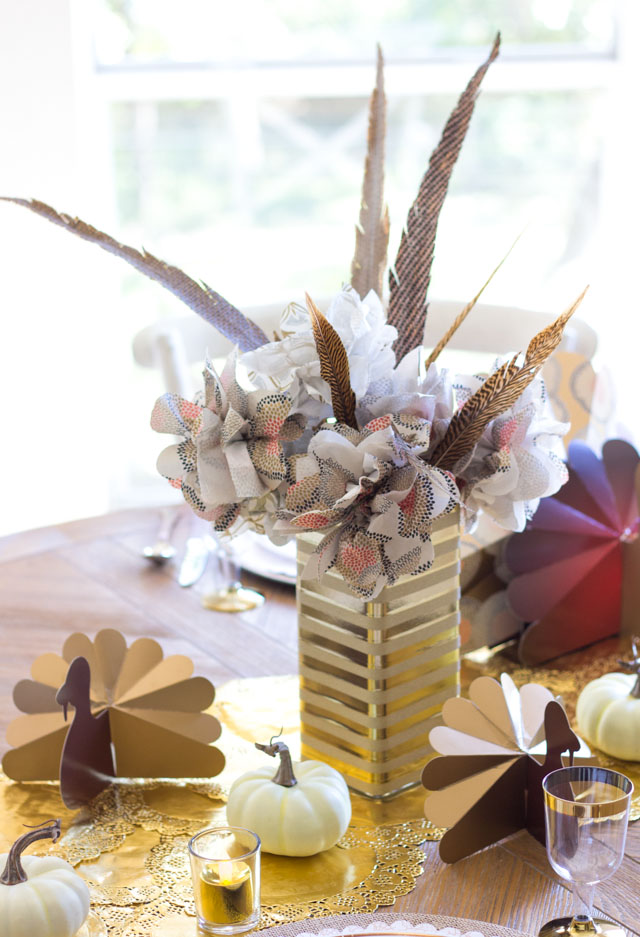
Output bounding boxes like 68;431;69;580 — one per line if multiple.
242;286;397;418
151;351;304;528
2;629;225;783
358;352;457;450
506;439;640;665
276;415;459;598
422;673;587;862
457;370;569;531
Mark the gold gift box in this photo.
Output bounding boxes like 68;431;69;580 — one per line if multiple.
297;510;461;798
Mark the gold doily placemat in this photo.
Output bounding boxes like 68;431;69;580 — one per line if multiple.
0;675;443;937
463;637;640;820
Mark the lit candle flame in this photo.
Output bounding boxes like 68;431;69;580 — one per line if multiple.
218;858;235;885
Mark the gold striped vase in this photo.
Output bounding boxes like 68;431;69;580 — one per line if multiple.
297;509;461;798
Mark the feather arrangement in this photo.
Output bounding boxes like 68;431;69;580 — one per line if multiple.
3;38;584;599
350;45;390;300
430;287;588;471
306;293;358;429
0;197;268;352
388;33;501;363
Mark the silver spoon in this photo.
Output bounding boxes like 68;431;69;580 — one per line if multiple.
142;508;178;564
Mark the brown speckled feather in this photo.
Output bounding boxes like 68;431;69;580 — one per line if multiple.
2;197;269;352
306;293;358;429
351;45;389;300
430;288;587;471
389;34;500;362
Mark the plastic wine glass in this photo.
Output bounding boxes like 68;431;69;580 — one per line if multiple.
540;765;633;937
201;541;264;613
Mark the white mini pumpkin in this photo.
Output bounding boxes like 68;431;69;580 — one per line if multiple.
226;740;351;856
0;819;90;937
576;641;640;761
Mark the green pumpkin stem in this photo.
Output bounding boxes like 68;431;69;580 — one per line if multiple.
617;636;640;700
255;740;298;787
0;819;61;885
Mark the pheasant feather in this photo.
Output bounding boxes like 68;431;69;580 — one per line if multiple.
351;45;389;300
388;34;501;363
430;287;588;471
424;235;520;369
2;197;269;352
306;293;358;429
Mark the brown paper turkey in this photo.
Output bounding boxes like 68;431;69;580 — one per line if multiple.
422;674;593;863
2;629;225;803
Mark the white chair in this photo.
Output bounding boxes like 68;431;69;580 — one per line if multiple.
132;297;597;399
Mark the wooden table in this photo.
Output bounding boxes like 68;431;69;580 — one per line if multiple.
0;506;638;936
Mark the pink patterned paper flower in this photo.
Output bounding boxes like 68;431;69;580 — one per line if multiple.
151;352;304;529
455;369;569;531
276;415;459;598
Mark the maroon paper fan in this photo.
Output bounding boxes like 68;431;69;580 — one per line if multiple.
506;439;640;665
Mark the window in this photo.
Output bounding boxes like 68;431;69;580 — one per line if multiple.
1;0;633;535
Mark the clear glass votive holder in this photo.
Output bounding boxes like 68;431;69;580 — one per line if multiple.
189;827;261;935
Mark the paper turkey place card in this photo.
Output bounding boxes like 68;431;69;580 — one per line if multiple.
422;673;593;862
2;629;224;807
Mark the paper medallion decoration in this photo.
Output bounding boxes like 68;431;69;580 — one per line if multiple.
422;673;591;863
506;439;640;665
2;629;224;806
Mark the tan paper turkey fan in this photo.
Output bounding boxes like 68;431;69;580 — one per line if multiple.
2;629;224;784
422;674;592;862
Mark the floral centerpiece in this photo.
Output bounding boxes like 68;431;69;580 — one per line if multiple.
3;35;585;795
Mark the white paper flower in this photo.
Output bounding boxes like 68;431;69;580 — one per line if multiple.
456;371;569;531
358;351;457;451
242;286;397;416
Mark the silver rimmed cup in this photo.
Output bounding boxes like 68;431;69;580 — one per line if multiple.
188;826;261;934
540;765;633;937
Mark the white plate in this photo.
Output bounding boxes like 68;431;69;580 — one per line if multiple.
232;531;297;585
296;923;503;937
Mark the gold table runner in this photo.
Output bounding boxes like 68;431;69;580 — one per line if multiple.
2;658;638;936
0;676;443;936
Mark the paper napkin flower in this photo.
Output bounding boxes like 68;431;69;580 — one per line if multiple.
506;438;640;664
422;673;588;862
2;629;225;783
151;351;304;527
457;370;569;531
276;415;459;597
242;286;397;419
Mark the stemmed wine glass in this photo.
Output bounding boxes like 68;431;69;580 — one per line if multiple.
540;766;633;937
201;539;265;613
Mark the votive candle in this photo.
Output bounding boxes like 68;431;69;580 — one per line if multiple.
189;827;260;935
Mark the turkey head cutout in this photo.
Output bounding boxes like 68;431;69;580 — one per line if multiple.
56;656;116;808
422;674;589;863
3;629;224;800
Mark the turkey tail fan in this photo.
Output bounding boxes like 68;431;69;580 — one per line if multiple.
388;34;500;363
351;44;390;301
430;287;588;471
1;197;269;352
306;293;358;429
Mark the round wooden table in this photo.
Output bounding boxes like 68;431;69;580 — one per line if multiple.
0;506;637;936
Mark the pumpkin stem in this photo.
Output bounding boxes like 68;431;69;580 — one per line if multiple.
0;818;61;885
255;740;298;787
617;636;640;700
